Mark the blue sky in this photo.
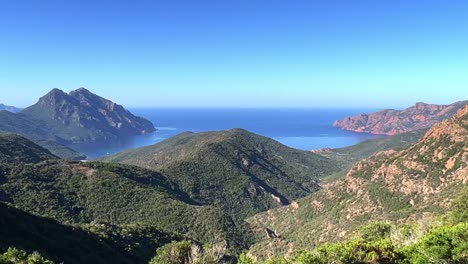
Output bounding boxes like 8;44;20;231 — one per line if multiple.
1;0;468;108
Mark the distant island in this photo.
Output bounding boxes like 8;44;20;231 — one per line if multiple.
333;101;467;135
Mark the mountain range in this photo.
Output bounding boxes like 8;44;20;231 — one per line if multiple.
0;103;21;113
0;127;342;262
0;94;466;263
333;101;467;135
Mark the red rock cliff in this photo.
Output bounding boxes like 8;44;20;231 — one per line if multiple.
333;101;467;135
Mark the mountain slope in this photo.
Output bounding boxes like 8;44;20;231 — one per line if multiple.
103;128;341;220
33;138;87;160
248;106;468;260
20;88;155;143
0;160;239;249
314;128;427;170
0;203;175;264
0;104;21;113
0;133;58;163
333;100;467;135
0;110;53;141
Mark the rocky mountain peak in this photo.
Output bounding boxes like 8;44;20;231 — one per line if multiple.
20;88;156;143
40;88;68;101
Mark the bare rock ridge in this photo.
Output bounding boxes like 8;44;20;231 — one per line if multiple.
19;88;156;143
333;100;467;135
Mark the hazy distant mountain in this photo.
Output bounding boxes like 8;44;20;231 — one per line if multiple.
333;100;467;135
103;128;341;221
20;88;155;143
248;105;468;259
0;88;155;146
0;103;21;113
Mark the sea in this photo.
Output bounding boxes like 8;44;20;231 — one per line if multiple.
72;108;385;159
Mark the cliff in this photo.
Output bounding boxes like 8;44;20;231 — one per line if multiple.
333;101;467;135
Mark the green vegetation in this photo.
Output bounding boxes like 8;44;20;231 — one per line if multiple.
0;88;155;144
33;139;86;160
20;88;155;143
318;129;427;170
241;219;468;264
149;240;231;264
0;160;241;247
0;111;53;142
0;133;58;163
1;107;466;263
104;129;340;222
0;247;53;264
0;132;85;161
247;109;467;261
0;203;174;264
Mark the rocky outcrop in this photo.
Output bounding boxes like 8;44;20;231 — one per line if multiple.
333;101;467;135
20;88;155;143
248;106;468;257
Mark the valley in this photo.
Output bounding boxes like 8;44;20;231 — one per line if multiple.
0;93;466;263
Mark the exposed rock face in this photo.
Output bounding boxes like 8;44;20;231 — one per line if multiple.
333;101;467;135
248;106;468;258
0;103;21;113
20;88;155;143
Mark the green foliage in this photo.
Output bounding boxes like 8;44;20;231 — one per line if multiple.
33;139;86;160
448;187;468;224
0;248;53;264
264;257;289;264
0;202;175;264
358;222;392;242
319;129;427;169
104;129;340;221
310;238;402;264
148;240;230;264
403;223;468;264
0;133;58;163
149;241;192;264
103;129;340;252
257;221;468;264
238;253;257;264
0;160;238;247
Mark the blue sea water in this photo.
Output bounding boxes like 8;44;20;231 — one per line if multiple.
73;108;384;159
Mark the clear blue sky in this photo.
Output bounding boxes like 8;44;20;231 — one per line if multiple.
1;0;467;108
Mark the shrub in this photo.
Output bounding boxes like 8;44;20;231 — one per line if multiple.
0;248;54;264
403;223;468;264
